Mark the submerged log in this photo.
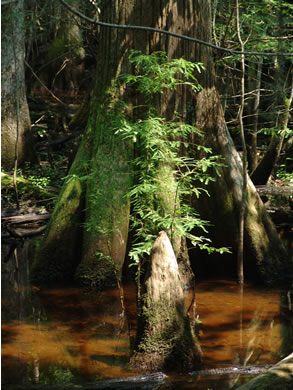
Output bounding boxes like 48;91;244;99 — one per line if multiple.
4;372;168;390
130;231;202;372
236;353;293;390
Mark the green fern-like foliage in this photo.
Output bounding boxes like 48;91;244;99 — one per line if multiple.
116;51;230;269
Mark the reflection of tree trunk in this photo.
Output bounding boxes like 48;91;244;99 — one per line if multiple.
33;358;40;384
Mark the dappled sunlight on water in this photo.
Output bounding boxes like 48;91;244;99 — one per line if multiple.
190;280;286;369
2;242;292;388
2;284;135;385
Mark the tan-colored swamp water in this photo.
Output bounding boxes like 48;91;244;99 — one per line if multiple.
1;241;293;389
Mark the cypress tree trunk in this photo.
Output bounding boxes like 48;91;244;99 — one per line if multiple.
32;0;288;288
32;1;135;287
32;0;200;288
1;0;36;169
192;87;287;281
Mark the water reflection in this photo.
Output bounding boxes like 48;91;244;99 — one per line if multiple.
190;280;291;369
2;241;134;387
1;241;293;389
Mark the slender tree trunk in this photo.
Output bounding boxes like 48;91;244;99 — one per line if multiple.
235;0;246;284
1;0;36;170
251;10;292;186
247;59;263;173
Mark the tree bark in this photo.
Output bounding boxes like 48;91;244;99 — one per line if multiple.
130;231;202;371
192;87;287;281
187;2;288;282
32;0;288;288
251;82;293;185
246;59;262;173
1;0;36;169
32;0;135;287
45;0;85;94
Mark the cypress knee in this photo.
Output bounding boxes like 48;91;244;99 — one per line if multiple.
130;231;202;372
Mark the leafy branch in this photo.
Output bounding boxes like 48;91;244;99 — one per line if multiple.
115;51;230;273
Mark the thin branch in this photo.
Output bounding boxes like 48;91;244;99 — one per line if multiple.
1;0;18;5
249;36;293;42
24;60;66;106
58;0;293;58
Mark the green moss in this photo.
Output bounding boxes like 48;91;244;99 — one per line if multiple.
1;172;56;201
30;175;84;284
75;255;117;289
132;293;201;371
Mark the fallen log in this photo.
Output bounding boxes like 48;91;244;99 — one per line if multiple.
2;213;51;240
2;214;51;224
236;353;293;390
6;225;47;238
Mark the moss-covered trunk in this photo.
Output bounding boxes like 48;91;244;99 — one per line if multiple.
156;164;194;288
32;1;136;287
75;101;132;288
32;0;202;288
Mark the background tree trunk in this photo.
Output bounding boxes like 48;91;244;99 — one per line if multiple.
1;0;36;169
251;82;293;185
246;59;262;173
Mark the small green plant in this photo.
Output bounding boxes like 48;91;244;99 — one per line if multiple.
115;51;229;276
120;50;204;96
276;163;293;183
